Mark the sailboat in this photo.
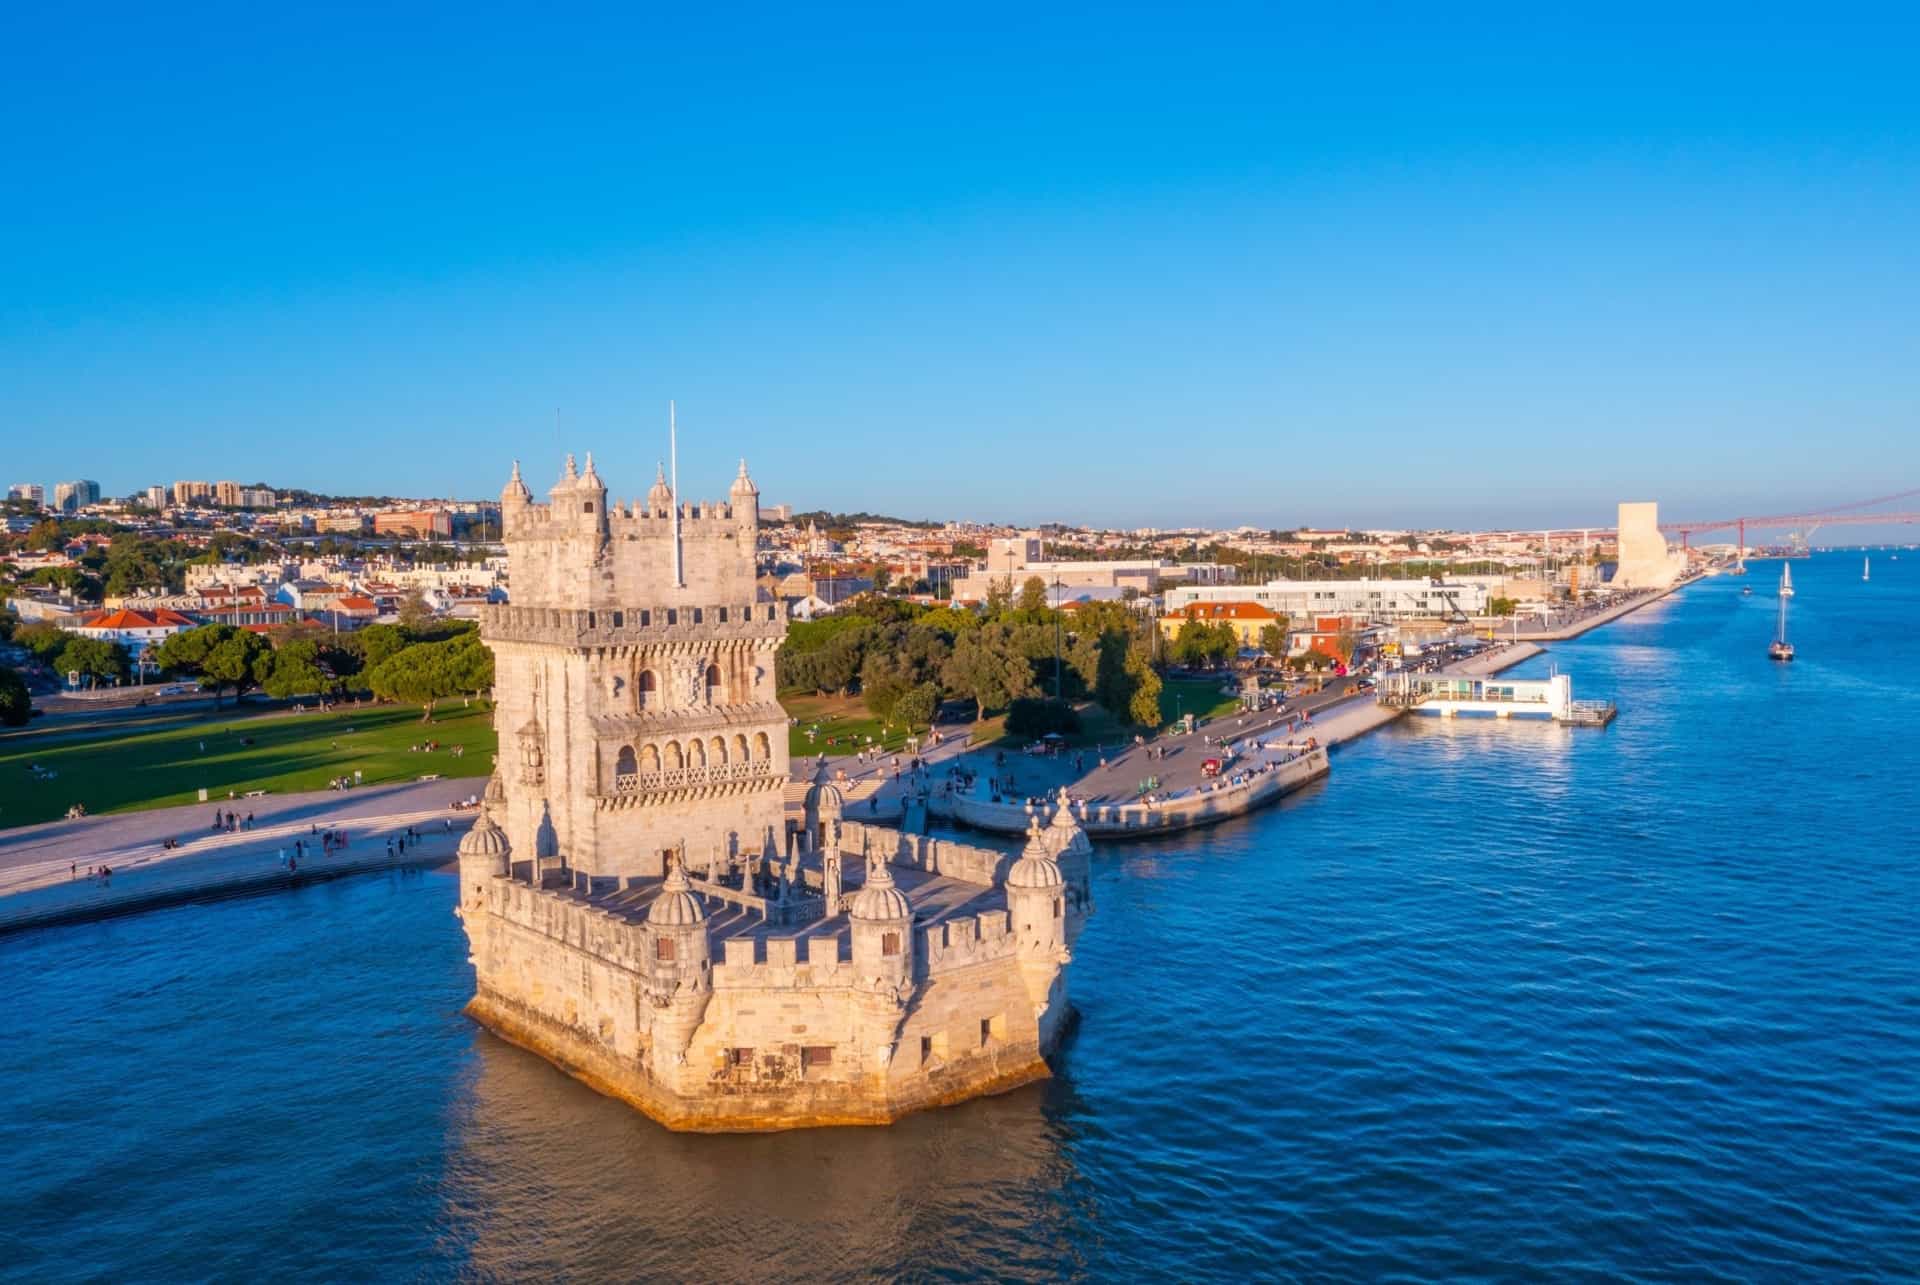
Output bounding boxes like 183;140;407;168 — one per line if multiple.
1863;555;1871;582
1768;565;1795;661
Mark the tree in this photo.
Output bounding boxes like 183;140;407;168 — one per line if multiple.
0;666;30;726
1125;642;1162;727
892;682;938;732
1016;576;1048;617
859;650;913;724
201;631;274;704
1489;597;1518;617
1005;697;1080;738
260;639;338;699
941;625;1038;721
354;623;411;670
1258;622;1288;658
53;637;129;686
367;634;494;721
14;621;71;663
872;567;893;595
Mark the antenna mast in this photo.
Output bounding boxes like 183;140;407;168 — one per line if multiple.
670;400;683;587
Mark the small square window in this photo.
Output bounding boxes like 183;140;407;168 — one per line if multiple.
730;1047;753;1068
655;937;676;962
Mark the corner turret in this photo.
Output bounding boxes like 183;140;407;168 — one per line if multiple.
1006;818;1071;1041
849;855;914;994
646;462;673;515
645;856;714;1071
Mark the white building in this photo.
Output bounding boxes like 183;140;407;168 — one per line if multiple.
9;483;45;505
1165;577;1492;621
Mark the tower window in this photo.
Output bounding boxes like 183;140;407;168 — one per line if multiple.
730;1047;754;1068
583;501;594;513
802;1045;833;1070
692;608;703;624
882;931;900;957
656;937;676;962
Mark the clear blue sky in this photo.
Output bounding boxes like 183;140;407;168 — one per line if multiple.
4;3;1917;531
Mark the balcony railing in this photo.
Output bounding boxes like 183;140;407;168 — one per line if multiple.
611;758;773;794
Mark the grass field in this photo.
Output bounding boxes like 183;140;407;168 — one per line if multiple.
1158;676;1242;727
781;690;925;761
0;702;496;828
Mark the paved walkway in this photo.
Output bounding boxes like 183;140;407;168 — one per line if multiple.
0;777;480;898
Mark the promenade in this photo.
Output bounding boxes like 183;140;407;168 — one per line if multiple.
0;778;478;934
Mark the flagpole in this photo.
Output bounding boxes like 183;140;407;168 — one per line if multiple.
670;400;683;587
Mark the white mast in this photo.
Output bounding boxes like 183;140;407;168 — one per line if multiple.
670;400;683;587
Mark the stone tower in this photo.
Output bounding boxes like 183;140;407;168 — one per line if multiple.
480;455;790;882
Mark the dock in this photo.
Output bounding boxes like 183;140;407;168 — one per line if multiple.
1377;671;1616;726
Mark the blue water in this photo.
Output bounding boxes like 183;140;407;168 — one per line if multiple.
4;552;1917;1281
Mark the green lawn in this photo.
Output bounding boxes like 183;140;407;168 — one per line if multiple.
0;702;497;828
781;690;925;761
1158;675;1242;727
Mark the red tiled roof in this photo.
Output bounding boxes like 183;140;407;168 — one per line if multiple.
80;608;194;630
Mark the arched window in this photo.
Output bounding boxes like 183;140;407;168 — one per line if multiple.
636;669;657;711
616;745;637;777
704;663;723;703
710;736;728;765
754;732;771;761
689;739;707;768
733;734;750;763
665;741;684;770
640;744;660;772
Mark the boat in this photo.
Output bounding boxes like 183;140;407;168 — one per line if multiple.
1768;565;1794;661
1742;585;1752;597
1864;555;1871;582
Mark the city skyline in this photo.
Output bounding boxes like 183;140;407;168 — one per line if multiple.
5;6;1917;527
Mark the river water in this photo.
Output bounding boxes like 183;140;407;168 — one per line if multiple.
3;552;1916;1281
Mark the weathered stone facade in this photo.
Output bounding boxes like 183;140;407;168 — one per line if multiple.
459;457;1092;1131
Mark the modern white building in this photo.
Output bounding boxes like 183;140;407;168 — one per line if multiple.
8;483;45;505
1164;577;1492;621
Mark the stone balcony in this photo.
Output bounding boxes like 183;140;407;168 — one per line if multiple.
481;601;784;648
606;757;779;800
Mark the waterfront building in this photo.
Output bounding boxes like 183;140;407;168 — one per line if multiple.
1159;600;1285;648
52;480;101;512
1166;576;1492;620
457;455;1092;1130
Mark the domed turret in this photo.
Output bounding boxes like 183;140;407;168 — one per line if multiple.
648;857;707;927
729;457;759;504
849;855;914;993
1007;818;1065;890
850;855;913;923
1047;787;1091;858
549;453;579;501
1006;818;1070;1037
501;459;532;510
647;462;673;515
458;808;512;876
644;856;714;1077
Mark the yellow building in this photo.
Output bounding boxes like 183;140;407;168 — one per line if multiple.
1158;601;1285;649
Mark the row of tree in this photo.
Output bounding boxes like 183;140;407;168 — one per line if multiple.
779;577;1166;730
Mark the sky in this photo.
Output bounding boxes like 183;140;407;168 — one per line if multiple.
3;3;1918;532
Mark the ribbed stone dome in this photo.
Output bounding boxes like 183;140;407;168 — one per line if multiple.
849;857;913;922
647;463;673;512
647;861;707;928
1047;787;1092;856
457;810;511;862
729;458;759;498
1006;821;1065;890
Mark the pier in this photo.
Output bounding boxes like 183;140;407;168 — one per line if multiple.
1377;671;1616;725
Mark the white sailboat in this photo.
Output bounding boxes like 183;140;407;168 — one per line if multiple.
1769;565;1795;661
1863;555;1870;582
